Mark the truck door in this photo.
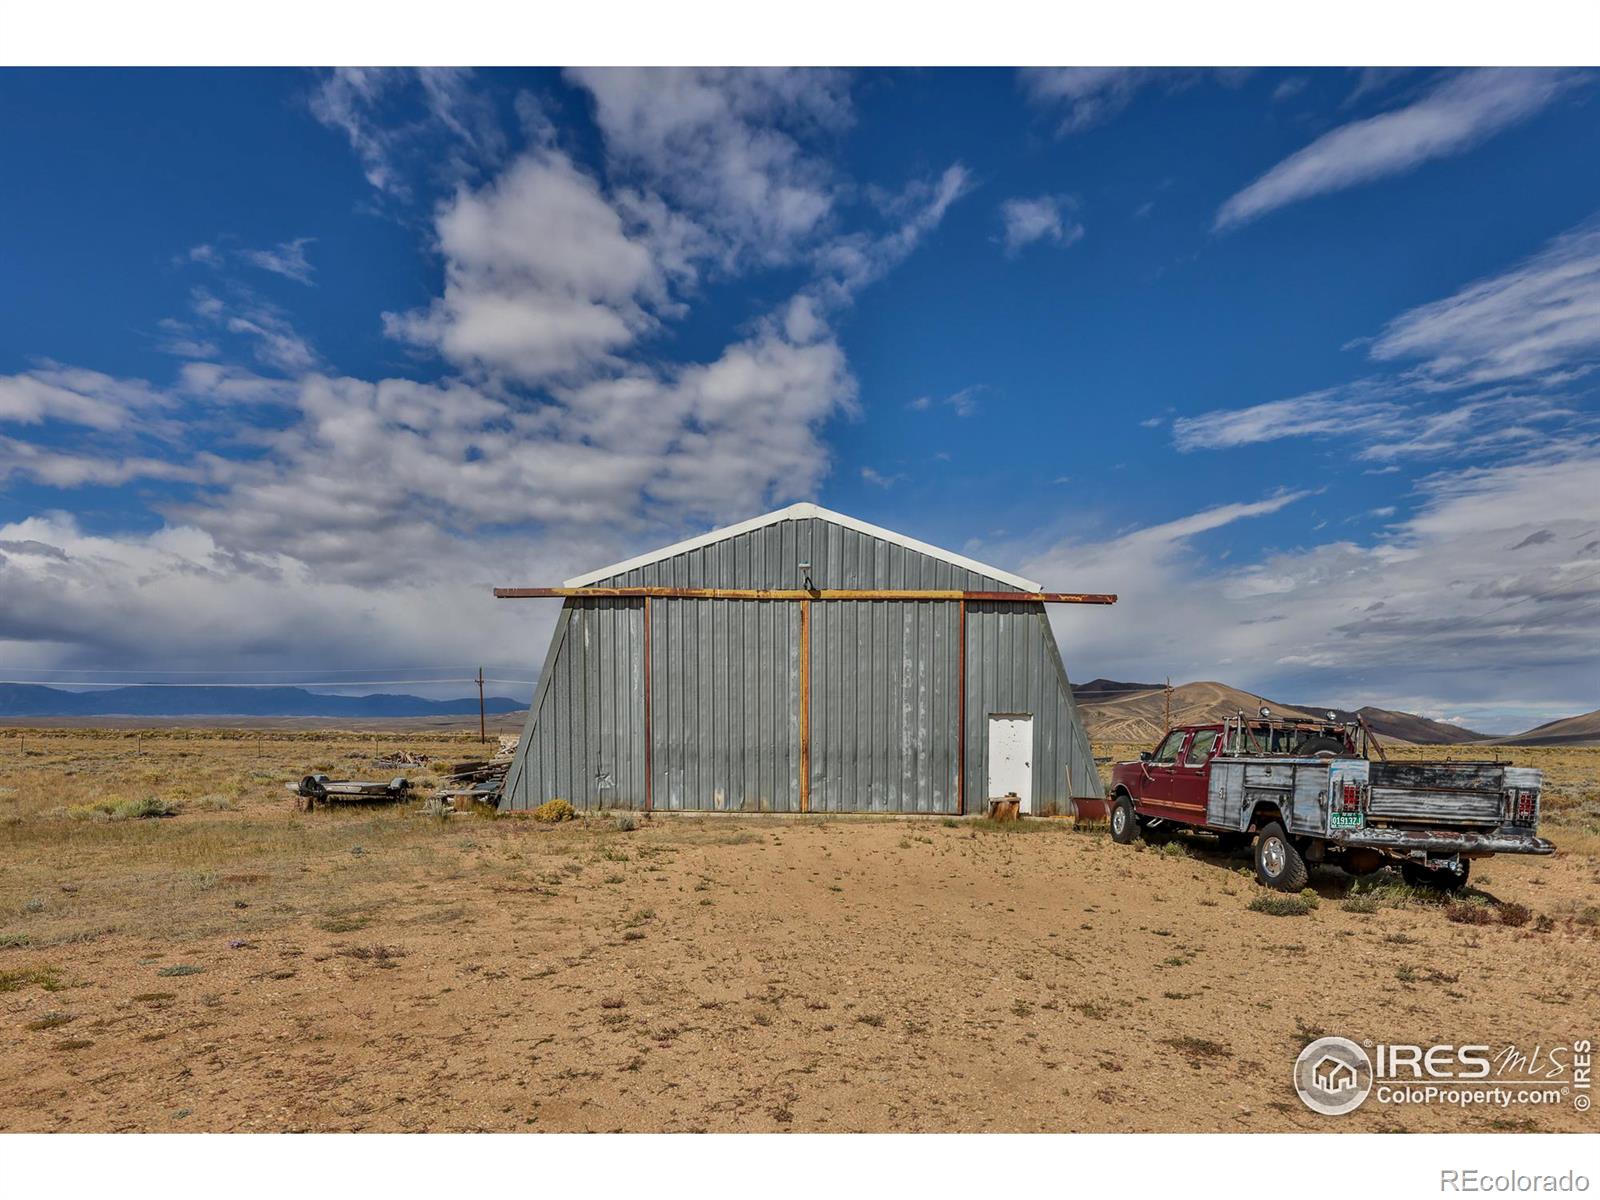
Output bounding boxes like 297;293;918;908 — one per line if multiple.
1137;729;1189;812
1171;726;1220;820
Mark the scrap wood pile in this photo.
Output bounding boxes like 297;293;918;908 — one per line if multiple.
430;737;519;809
372;749;431;769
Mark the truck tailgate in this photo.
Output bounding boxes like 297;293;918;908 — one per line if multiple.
1366;762;1504;825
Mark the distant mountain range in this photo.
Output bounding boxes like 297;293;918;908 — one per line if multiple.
1069;680;1596;747
0;683;524;719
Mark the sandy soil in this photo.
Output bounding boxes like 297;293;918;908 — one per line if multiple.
2;733;1597;1133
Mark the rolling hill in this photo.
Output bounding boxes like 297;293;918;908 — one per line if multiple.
1291;704;1490;745
1071;681;1510;746
0;683;524;719
1491;708;1600;747
1070;680;1316;744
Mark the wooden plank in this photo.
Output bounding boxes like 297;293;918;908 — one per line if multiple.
798;598;810;814
495;587;1116;604
643;596;653;813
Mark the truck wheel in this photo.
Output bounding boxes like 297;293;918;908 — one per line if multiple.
1401;859;1470;892
1254;822;1308;892
1110;795;1139;844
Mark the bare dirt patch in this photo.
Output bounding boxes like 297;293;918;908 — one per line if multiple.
2;731;1596;1132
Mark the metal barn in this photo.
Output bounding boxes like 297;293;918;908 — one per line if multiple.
495;504;1114;816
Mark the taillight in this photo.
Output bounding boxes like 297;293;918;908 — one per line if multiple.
1514;789;1538;826
1338;782;1364;813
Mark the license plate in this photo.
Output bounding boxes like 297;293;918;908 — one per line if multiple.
1330;812;1364;830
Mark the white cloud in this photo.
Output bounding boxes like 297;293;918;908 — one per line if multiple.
0;71;968;682
1370;219;1600;388
309;67;504;201
1019;68;1154;133
998;195;1083;256
384;149;666;383
566;67;848;268
1216;70;1577;230
1027;452;1600;723
0;366;166;430
242;237;316;285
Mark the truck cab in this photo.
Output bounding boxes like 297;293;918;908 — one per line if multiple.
1107;713;1553;891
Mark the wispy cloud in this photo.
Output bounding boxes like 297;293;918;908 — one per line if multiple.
309;68;505;201
998;195;1083;256
907;385;984;418
1216;70;1577;230
860;466;905;488
242;237;316;285
1018;68;1155;133
1371;219;1600;388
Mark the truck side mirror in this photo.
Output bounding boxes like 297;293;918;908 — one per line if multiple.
1139;750;1153;762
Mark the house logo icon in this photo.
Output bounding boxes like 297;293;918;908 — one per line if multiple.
1294;1036;1373;1116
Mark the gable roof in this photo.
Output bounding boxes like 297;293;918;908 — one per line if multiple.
563;502;1044;592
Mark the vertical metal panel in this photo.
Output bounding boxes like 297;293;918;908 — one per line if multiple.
963;600;1102;814
808;600;959;814
651;597;799;811
501;597;645;811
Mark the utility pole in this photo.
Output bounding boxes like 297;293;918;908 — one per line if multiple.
477;666;486;745
1163;676;1172;732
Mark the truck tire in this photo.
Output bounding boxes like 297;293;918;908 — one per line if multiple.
1110;795;1139;844
1254;822;1308;892
1401;859;1470;892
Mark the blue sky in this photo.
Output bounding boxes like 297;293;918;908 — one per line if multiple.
1;68;1597;730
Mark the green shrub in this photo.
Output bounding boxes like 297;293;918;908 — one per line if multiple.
1248;890;1319;917
67;796;177;821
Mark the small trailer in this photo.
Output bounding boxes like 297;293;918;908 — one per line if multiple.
1107;712;1553;890
288;773;411;811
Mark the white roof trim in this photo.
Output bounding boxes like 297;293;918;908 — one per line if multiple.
563;502;1042;592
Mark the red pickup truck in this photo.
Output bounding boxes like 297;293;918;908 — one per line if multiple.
1107;713;1553;891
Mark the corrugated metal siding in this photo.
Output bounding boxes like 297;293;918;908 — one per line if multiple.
652;598;800;811
964;601;1101;813
588;516;1019;592
809;600;959;813
504;515;1104;814
503;597;645;811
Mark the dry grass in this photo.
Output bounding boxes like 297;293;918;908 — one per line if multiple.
0;729;1596;1132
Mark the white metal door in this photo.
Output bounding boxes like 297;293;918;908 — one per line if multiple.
987;714;1033;813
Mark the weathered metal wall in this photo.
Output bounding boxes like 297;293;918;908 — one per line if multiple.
587;515;1016;592
809;599;960;813
651;598;801;811
503;597;645;810
503;515;1103;814
964;601;1102;813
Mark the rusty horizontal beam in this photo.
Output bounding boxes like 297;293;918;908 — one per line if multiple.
493;586;1117;604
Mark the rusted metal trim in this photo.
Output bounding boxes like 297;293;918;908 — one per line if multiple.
1357;711;1388;761
798;598;810;814
494;587;1116;604
957;598;966;818
643;596;653;813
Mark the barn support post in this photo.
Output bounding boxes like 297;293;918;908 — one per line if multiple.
957;598;967;817
798;597;811;814
643;596;653;812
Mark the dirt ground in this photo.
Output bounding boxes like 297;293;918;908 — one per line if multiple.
1;729;1596;1132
